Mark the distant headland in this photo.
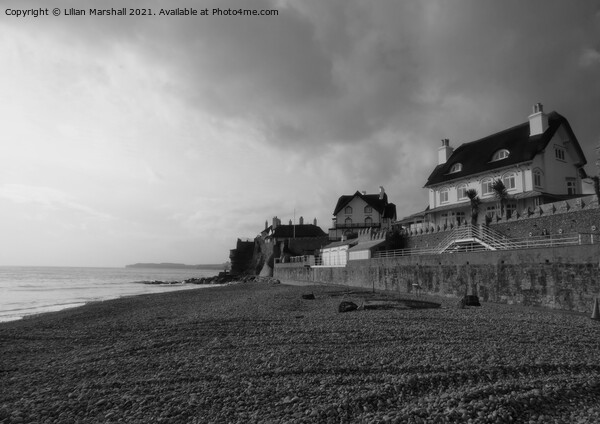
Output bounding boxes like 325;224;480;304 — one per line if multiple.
125;263;229;270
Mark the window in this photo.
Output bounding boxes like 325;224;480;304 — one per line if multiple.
345;217;353;226
449;163;462;173
440;188;449;204
492;149;510;161
533;169;543;188
555;146;566;161
506;203;516;219
364;206;372;213
486;205;496;218
482;178;493;196
344;206;352;214
364;217;373;226
566;178;577;195
441;213;449;226
502;173;516;190
457;184;467;200
456;211;465;225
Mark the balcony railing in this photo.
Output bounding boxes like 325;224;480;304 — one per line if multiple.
333;222;381;229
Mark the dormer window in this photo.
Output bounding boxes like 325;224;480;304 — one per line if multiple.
492;149;510;161
449;163;462;173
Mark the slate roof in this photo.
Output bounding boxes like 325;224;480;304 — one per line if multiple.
425;112;586;187
321;239;359;249
267;224;326;239
333;191;397;219
347;238;387;252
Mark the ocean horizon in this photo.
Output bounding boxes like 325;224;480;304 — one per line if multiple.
0;266;221;322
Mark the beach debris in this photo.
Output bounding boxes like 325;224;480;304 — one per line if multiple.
302;293;315;300
463;295;481;307
591;298;600;320
338;301;358;313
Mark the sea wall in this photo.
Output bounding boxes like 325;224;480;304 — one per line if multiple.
274;244;600;313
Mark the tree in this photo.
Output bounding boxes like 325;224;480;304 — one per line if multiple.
465;188;481;226
491;179;508;217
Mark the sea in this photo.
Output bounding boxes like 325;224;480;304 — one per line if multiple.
0;266;221;323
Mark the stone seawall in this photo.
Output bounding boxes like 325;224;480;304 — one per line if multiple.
274;244;600;313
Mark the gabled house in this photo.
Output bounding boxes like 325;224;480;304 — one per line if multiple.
328;186;397;241
261;216;329;262
415;103;587;230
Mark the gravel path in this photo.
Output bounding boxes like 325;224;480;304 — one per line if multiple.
1;281;600;423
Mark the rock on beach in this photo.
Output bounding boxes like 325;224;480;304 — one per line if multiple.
1;282;600;423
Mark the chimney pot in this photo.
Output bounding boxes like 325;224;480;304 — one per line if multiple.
438;139;453;165
529;103;548;136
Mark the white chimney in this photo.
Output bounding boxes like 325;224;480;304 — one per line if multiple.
379;186;385;200
438;139;453;165
528;103;548;136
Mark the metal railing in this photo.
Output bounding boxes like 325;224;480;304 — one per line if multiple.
334;222;382;229
282;231;598;266
435;224;519;253
374;230;594;259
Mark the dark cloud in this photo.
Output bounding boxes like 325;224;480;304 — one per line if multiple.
5;0;600;220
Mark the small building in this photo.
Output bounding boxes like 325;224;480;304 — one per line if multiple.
328;186;397;241
261;216;329;262
319;239;357;266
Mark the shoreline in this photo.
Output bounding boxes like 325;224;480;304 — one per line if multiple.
1;281;599;422
0;280;228;324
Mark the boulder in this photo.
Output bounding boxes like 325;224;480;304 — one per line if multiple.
463;295;481;307
338;301;358;313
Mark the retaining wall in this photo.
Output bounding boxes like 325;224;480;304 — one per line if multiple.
274;244;600;313
405;195;600;249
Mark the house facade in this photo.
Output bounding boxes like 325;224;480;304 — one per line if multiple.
328;186;397;241
407;104;587;231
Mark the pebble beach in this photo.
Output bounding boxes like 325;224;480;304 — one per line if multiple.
1;280;600;424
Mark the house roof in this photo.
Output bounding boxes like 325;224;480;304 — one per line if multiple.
425;112;587;187
321;239;359;249
266;224;326;239
333;191;396;219
347;238;387;252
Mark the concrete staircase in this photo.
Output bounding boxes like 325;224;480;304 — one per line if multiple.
436;224;517;253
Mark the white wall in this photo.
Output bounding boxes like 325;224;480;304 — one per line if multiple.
336;196;382;225
321;245;348;266
542;127;582;194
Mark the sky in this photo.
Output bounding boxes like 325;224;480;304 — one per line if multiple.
1;0;600;267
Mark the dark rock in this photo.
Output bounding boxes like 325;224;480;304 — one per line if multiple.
338;301;358;313
302;293;315;300
463;295;481;307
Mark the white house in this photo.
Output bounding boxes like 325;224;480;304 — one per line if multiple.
407;104;587;230
328;186;397;240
